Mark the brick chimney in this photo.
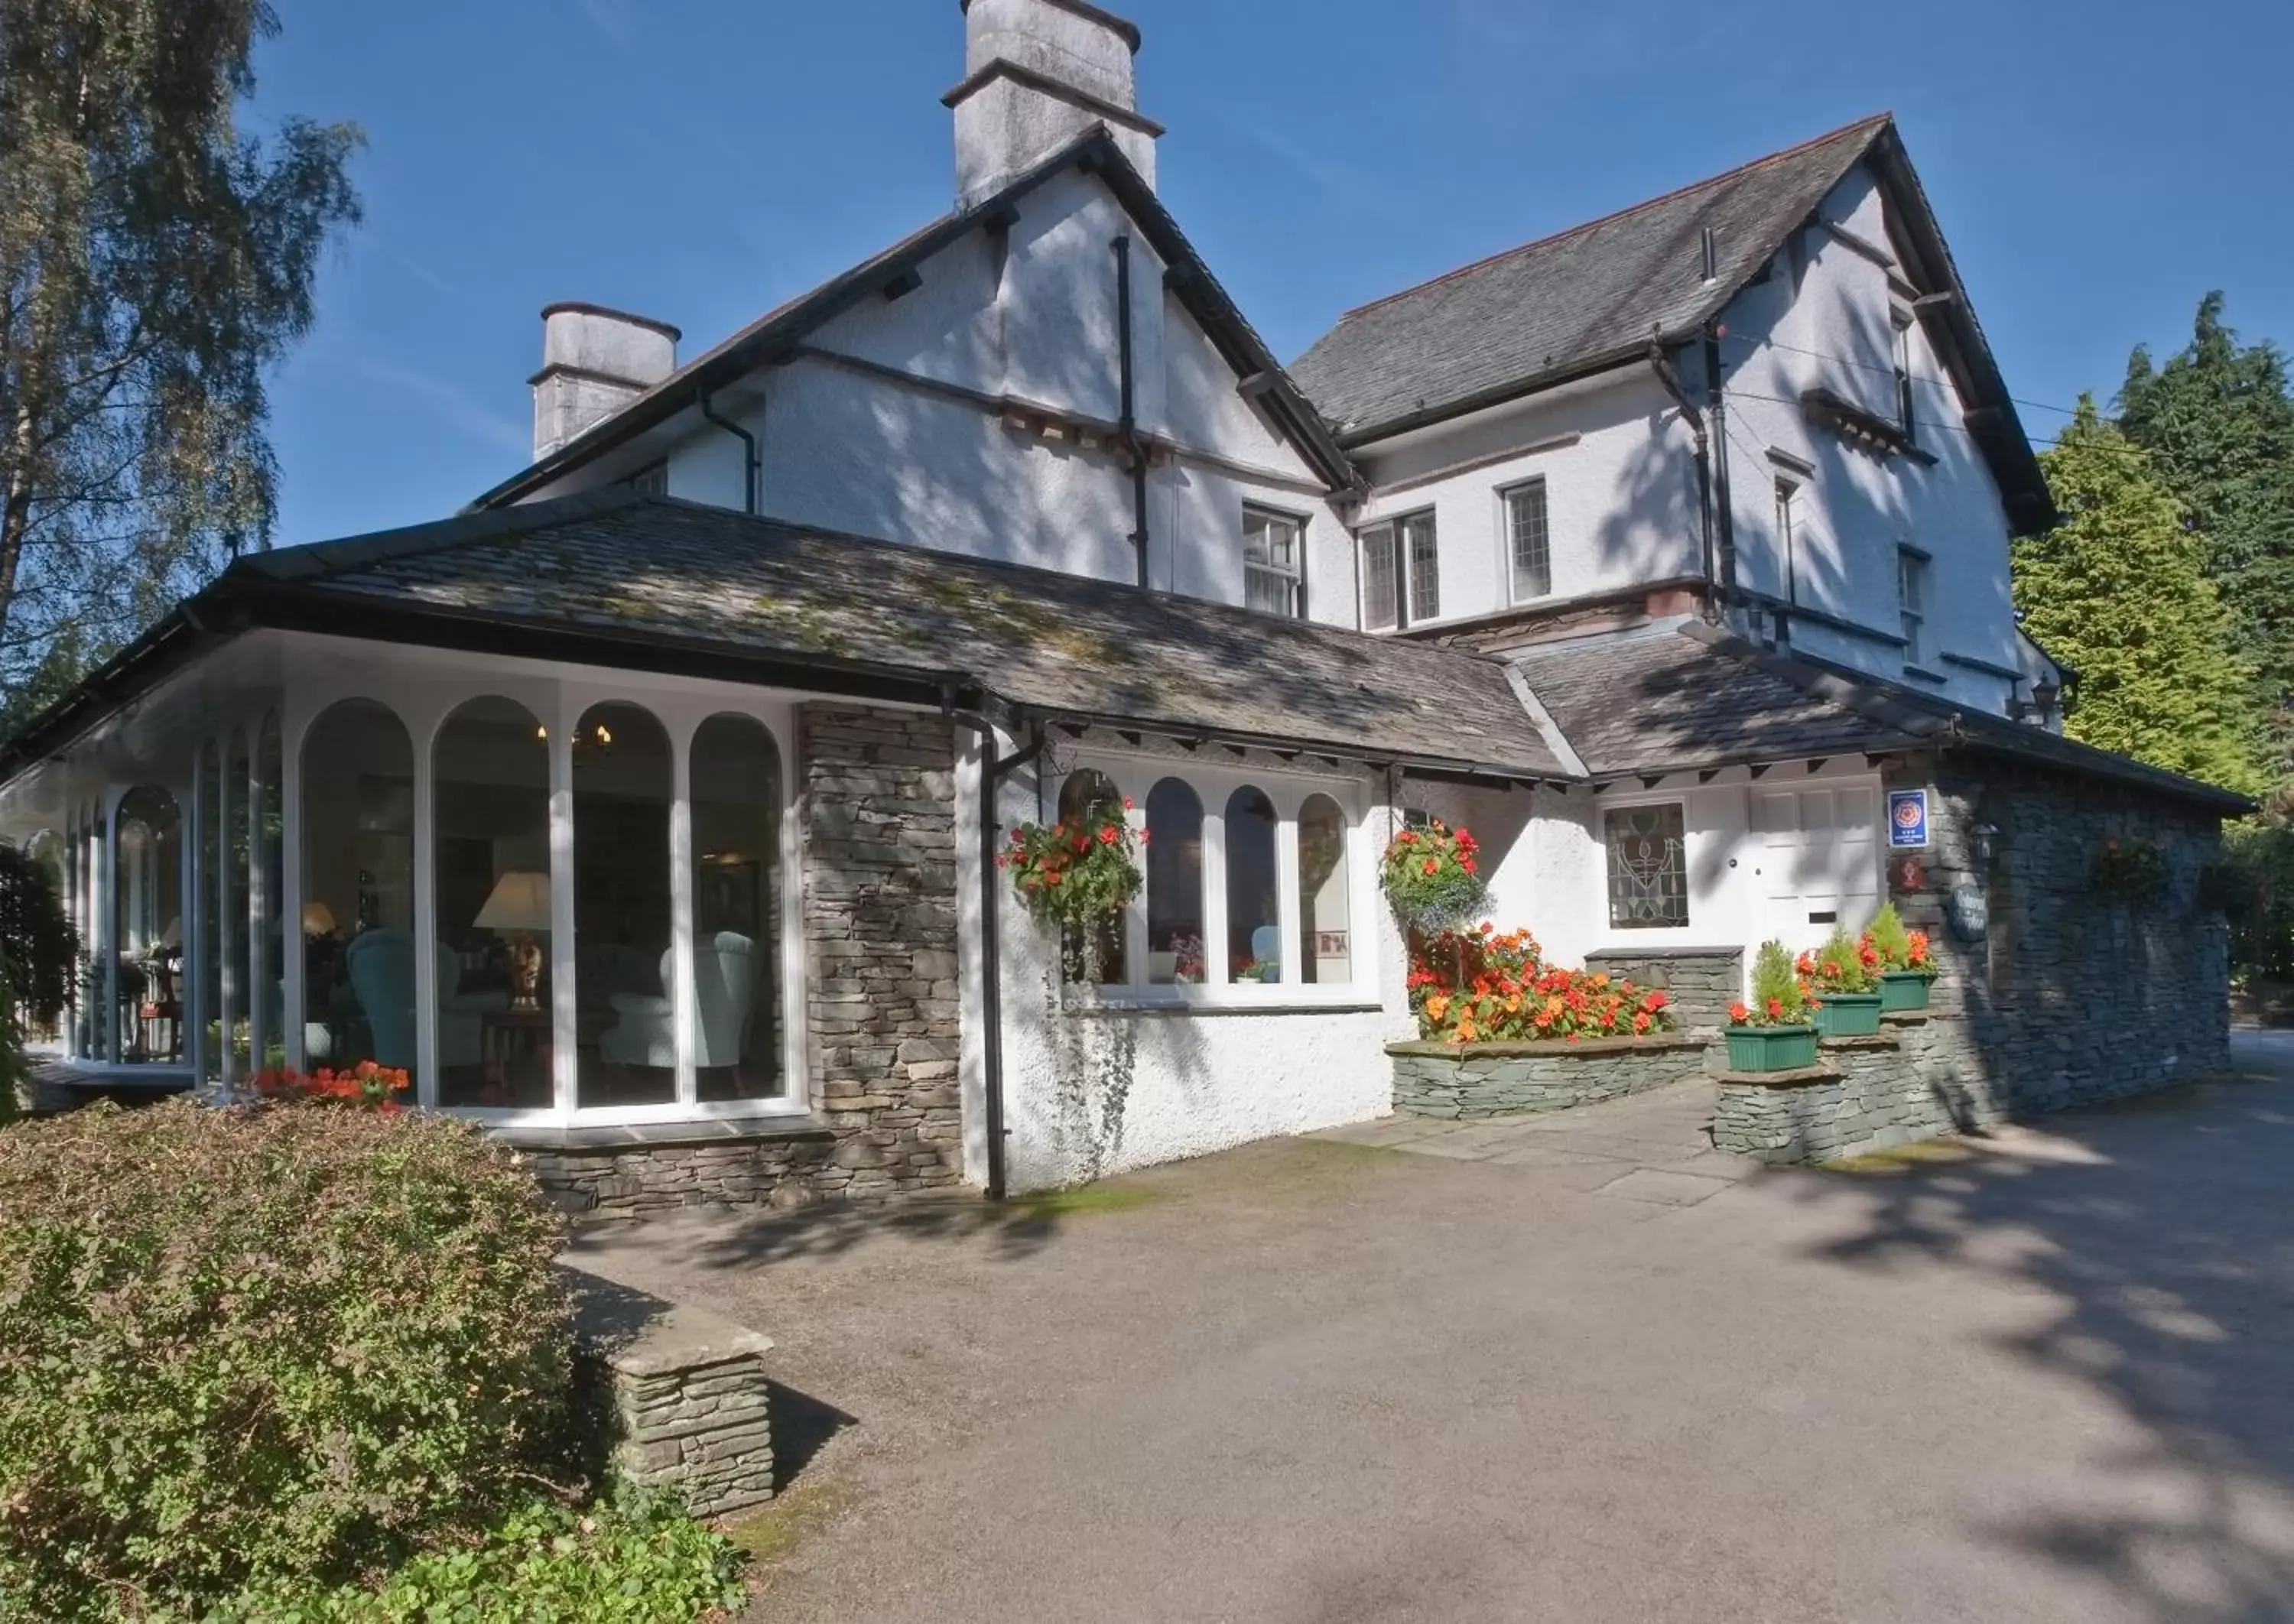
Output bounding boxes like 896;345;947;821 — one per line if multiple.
945;0;1159;206
529;303;681;461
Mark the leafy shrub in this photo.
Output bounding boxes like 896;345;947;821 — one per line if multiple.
1803;926;1879;996
1404;924;1671;1043
1732;940;1815;1028
1381;820;1489;933
0;1099;577;1619
1861;902;1936;979
200;1489;747;1624
0;840;77;1033
2090;835;2169;905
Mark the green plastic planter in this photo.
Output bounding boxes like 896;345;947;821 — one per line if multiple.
1877;971;1932;1014
1814;993;1884;1037
1724;1024;1818;1072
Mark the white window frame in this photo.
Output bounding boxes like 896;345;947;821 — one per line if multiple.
1050;753;1379;1011
1500;477;1552;603
1357;510;1438;631
1898;545;1930;667
1243;505;1307;619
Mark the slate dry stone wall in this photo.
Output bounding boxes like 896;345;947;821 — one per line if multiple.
1389;1034;1710;1119
1582;947;1743;1031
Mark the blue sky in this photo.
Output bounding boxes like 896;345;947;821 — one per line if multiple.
252;0;2292;547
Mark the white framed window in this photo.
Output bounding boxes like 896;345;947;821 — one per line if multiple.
1358;511;1438;630
1898;547;1930;665
1604;802;1689;930
1243;506;1305;619
1892;307;1917;444
1051;756;1373;1006
1503;479;1552;602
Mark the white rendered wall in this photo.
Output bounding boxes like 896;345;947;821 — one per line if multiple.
1350;368;1705;630
1712;163;2021;714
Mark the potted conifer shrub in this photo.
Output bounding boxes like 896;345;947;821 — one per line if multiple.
1863;902;1937;1012
1724;940;1820;1072
1805;926;1884;1036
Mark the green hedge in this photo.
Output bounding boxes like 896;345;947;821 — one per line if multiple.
0;1099;577;1619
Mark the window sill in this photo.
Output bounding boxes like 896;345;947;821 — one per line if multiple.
489;1112;832;1152
1900;664;1951;687
1060;989;1382;1018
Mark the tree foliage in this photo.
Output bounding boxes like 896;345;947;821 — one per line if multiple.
0;0;361;721
2012;398;2268;796
2119;292;2294;759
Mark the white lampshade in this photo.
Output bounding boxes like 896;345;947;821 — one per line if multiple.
473;871;552;934
301;901;338;936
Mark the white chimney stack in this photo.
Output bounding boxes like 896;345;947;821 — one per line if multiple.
529;303;681;461
946;0;1158;206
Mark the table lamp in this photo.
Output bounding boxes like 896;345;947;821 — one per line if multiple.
473;871;551;1012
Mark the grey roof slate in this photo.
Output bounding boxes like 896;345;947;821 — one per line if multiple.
236;491;1571;779
1289;117;1889;439
1510;621;2253;812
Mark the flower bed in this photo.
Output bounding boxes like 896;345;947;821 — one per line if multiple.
1404;924;1672;1044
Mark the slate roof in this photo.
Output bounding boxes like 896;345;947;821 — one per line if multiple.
1510;621;2254;812
473;128;1357;507
232;491;1571;780
1289;117;1889;440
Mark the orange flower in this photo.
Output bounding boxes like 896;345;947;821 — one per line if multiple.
1422;858;1440;875
1766;996;1785;1019
1730;1001;1751;1024
1633;1012;1652;1034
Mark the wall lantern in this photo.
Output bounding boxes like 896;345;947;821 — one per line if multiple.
1973;823;2001;865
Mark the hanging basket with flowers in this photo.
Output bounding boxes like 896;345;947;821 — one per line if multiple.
2090;836;2168;906
1381;819;1490;934
998;796;1145;933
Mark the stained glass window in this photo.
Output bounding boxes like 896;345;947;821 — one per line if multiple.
1605;804;1688;929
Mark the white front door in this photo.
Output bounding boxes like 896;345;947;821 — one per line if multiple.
1750;782;1881;953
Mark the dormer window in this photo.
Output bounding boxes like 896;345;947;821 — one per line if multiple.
1243;507;1305;618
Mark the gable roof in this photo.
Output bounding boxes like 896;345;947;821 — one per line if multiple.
220;491;1568;781
472;129;1359;508
1509;620;2253;813
1287;116;2052;532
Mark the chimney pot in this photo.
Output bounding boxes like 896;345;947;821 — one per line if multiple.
530;304;681;461
949;0;1155;205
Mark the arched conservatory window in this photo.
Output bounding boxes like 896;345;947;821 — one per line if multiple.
301;700;415;1075
21;831;64;1047
434;697;551;1109
1297;794;1352;985
1145;777;1204;985
688;714;785;1102
197;756;221;1081
224;730;251;1078
257;716;284;1074
574;702;675;1109
1058;768;1128;985
112;787;182;1064
1224;787;1280;984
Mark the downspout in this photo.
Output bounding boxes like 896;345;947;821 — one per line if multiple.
1700;326;1738;607
1649;342;1718;622
700;388;760;515
945;695;1045;1203
1113;236;1149;590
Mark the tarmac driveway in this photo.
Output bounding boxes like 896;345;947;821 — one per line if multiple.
567;1034;2294;1623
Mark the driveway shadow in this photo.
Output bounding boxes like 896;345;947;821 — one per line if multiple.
1789;1060;2294;1622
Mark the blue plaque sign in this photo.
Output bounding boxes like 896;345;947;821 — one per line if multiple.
1887;789;1932;850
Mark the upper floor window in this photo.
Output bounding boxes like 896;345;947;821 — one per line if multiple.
624;460;668;497
1360;512;1438;631
1898;547;1930;666
1243;507;1305;619
1503;479;1552;602
1892;309;1917;445
1774;476;1800;601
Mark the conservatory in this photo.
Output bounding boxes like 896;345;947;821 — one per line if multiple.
5;628;804;1129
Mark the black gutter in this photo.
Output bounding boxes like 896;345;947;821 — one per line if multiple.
1113;235;1149;590
699;389;760;515
944;699;1045;1203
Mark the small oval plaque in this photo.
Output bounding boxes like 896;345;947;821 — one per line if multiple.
1948;882;1989;942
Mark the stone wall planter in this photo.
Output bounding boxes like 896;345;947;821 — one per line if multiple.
1814;994;1884;1038
1389;1034;1708;1120
1877;973;1932;1013
1723;1025;1818;1072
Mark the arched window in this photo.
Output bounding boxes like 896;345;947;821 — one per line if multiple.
687;714;785;1102
1224;786;1280;983
257;715;283;1073
573;701;674;1109
112;787;182;1064
1057;769;1128;985
1145;777;1204;984
1297;794;1352;986
197;755;221;1080
434;697;551;1109
301;700;414;1075
224;731;251;1080
21;831;66;1048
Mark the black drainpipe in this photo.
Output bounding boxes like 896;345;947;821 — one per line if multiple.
1649;342;1717;619
1701;326;1738;606
700;388;760;515
1113;235;1149;590
945;696;1045;1203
